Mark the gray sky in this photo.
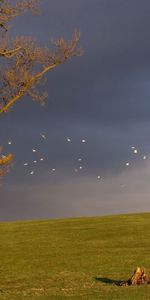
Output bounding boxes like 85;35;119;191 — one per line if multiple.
1;0;150;221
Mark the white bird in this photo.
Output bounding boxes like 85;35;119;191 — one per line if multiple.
52;168;56;172
66;137;71;142
79;166;83;170
32;149;36;153
78;158;82;161
8;141;12;145
126;162;130;166
40;158;44;161
81;139;86;143
133;149;138;154
33;160;37;164
40;133;46;140
24;163;28;166
97;175;101;180
30;171;34;175
143;156;147;160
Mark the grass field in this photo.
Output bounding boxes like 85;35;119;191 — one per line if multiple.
1;213;150;299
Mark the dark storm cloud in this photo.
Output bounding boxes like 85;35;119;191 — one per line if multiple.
1;0;150;220
10;0;150;126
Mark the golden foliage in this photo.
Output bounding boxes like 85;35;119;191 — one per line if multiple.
0;30;82;113
0;0;82;177
0;153;13;165
0;148;13;177
0;1;82;113
0;0;40;30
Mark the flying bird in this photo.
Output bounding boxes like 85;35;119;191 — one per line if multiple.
32;149;36;153
40;133;46;140
66;137;71;142
30;171;34;175
133;149;138;154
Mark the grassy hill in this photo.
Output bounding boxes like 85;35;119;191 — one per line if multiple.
0;213;150;299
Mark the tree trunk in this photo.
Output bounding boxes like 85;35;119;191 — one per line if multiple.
120;267;150;286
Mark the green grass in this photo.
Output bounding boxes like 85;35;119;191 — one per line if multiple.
1;213;150;299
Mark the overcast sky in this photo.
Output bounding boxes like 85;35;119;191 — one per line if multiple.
1;0;150;221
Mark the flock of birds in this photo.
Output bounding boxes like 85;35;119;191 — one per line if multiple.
6;134;95;178
125;147;147;166
5;133;148;182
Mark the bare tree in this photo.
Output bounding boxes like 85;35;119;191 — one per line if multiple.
0;0;82;176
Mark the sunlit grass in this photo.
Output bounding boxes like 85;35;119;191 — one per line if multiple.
0;213;150;299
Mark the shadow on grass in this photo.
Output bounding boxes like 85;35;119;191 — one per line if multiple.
95;277;123;286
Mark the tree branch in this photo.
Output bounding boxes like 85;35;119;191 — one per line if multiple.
0;61;59;113
0;47;22;58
